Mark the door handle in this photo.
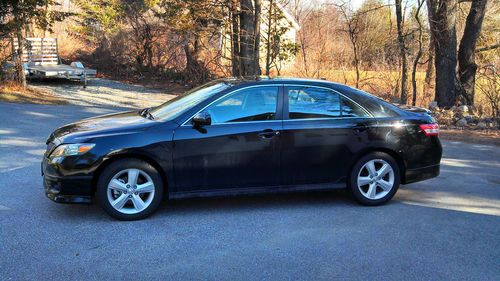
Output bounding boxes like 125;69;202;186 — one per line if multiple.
258;129;280;139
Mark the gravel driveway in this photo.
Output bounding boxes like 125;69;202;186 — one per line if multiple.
0;102;499;281
30;78;178;108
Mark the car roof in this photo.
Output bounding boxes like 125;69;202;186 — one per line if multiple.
217;76;345;88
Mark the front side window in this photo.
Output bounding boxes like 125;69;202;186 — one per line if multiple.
204;86;279;124
288;87;341;119
151;81;230;120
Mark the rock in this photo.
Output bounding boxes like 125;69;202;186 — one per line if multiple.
477;122;487;129
456;118;468;127
443;110;454;118
429;101;439;111
458;105;469;113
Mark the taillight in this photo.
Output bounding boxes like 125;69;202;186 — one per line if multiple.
419;123;439;137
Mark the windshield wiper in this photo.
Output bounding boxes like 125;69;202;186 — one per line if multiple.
140;107;155;120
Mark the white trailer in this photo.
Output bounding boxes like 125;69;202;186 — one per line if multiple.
13;38;96;88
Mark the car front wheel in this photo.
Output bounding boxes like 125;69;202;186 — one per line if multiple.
96;159;164;220
349;152;400;206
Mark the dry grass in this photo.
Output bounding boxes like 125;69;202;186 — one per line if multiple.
0;81;68;105
288;68;433;106
288;68;497;114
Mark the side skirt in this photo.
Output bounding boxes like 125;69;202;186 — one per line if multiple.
169;183;346;200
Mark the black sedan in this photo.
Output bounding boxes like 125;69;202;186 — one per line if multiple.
42;77;442;220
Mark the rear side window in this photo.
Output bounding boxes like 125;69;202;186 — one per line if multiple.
341;97;371;117
288;87;341;119
336;85;399;117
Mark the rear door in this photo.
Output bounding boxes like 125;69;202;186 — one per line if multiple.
172;85;284;193
280;85;375;186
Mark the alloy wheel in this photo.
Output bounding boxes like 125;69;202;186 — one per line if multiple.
107;168;155;215
357;159;395;200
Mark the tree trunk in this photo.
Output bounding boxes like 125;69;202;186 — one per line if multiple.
254;0;262;75
411;0;425;106
427;0;458;107
457;0;488;105
15;25;27;88
230;0;241;76
184;34;207;83
239;0;258;76
265;0;273;75
424;0;435;97
424;38;435;99
395;0;408;104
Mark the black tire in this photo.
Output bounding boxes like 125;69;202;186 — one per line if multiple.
96;158;164;220
348;152;400;206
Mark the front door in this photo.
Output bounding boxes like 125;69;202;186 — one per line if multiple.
172;85;283;193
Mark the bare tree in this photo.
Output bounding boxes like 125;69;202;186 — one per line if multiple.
395;0;408;104
336;2;362;88
427;0;459;107
457;0;488;105
230;0;261;76
411;0;425;106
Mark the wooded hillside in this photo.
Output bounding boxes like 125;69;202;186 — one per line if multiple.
1;0;499;115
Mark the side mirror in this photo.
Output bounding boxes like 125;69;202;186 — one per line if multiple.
192;112;211;127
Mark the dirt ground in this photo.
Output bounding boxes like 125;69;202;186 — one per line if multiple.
28;78;182;108
439;129;500;146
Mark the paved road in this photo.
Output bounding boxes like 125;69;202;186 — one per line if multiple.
1;102;499;281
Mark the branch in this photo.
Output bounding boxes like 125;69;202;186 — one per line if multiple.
476;43;500;53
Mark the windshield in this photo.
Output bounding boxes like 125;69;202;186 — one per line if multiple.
150;81;231;121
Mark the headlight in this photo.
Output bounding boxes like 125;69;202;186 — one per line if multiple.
49;143;95;158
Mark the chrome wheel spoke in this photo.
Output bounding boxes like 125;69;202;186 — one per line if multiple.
112;194;129;209
366;183;377;199
109;179;127;192
378;180;392;191
366;161;377;176
358;176;372;186
377;164;391;177
128;169;140;186
131;194;146;211
136;182;154;194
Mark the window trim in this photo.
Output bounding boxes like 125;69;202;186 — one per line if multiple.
283;85;374;121
181;84;284;126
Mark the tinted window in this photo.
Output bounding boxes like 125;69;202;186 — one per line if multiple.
341;97;371;117
336;85;398;117
151;82;230;120
205;86;278;124
288;87;341;119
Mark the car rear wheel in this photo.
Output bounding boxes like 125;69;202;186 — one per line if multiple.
96;159;163;220
349;152;400;206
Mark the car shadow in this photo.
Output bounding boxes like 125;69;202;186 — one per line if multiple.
49;189;359;221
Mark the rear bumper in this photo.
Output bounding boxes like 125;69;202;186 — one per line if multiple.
404;164;440;184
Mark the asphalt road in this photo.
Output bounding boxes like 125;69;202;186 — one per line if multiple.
0;102;499;281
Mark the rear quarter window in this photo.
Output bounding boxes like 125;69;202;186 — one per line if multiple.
335;86;401;117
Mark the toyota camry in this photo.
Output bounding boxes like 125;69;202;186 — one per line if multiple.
42;77;442;220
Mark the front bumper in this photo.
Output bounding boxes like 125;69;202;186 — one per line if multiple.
42;157;94;204
404;164;440;184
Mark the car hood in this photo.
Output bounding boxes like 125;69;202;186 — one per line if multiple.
48;110;156;143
